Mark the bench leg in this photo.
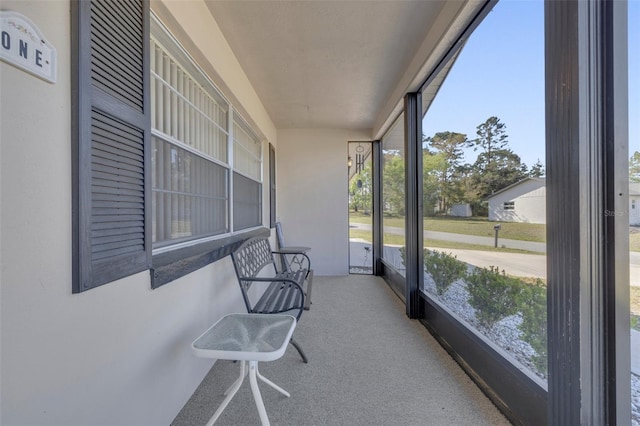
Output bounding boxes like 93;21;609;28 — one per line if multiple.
304;270;314;310
289;338;308;363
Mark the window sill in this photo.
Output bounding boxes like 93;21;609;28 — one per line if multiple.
150;227;270;289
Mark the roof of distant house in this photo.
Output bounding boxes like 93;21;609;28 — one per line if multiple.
486;177;546;200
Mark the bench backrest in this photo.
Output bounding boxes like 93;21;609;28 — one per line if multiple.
275;222;286;250
231;237;276;287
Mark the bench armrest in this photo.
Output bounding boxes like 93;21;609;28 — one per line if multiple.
237;275;306;314
272;251;311;274
237;275;305;292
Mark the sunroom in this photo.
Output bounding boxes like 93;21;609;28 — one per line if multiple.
0;0;635;425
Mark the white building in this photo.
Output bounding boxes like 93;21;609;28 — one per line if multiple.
487;178;546;224
489;178;640;226
631;183;640;226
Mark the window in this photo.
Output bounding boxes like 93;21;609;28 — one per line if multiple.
417;1;547;423
151;32;229;246
232;116;262;230
151;17;262;248
381;114;406;275
72;1;265;292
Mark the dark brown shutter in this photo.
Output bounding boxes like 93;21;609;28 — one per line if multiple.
72;0;150;292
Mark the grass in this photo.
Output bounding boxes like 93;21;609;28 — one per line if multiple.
631;231;640;252
351;213;640;252
349;229;542;255
350;212;546;242
632;286;640;315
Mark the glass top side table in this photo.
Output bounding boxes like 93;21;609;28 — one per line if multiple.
192;313;297;425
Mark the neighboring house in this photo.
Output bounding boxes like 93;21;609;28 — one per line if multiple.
488;178;546;224
448;203;472;217
631;183;640;226
489;178;640;225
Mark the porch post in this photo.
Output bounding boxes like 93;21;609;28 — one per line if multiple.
372;140;383;276
546;0;629;423
404;92;424;319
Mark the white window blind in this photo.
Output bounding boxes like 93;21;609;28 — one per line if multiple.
150;16;263;247
233;117;262;181
232;116;262;230
151;21;230;247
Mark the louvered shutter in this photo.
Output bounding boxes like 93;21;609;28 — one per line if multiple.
72;0;150;292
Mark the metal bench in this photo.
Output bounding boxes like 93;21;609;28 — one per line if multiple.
275;222;314;310
231;236;310;363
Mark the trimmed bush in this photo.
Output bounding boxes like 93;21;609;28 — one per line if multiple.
517;280;547;375
424;249;467;295
466;266;524;328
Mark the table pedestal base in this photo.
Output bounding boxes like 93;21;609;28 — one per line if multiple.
207;360;290;426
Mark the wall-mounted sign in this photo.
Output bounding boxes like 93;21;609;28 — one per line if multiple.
0;11;56;83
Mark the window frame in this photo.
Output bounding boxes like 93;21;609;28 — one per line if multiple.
150;13;271;289
150;14;264;253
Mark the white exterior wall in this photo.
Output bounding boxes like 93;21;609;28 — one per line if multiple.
1;1;276;424
278;129;369;275
449;204;472;217
488;180;547;224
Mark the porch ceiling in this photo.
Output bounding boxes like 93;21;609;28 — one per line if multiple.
205;0;472;133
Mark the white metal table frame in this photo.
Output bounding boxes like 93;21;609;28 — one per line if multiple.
191;313;297;426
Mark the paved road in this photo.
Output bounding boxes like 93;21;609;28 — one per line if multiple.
350;222;640;285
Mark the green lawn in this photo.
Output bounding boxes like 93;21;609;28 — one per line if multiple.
350;212;546;242
349;229;541;255
631;231;640;252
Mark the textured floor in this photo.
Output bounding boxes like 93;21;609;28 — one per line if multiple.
172;275;511;426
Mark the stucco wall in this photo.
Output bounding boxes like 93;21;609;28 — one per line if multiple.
0;1;275;424
277;129;369;275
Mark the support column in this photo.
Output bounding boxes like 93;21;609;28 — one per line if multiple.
372;140;383;276
546;1;629;423
404;92;424;319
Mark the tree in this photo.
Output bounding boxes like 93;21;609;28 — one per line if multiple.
529;159;545;178
473;148;528;194
425;131;471;213
631;151;640;182
382;151;405;216
423;150;446;216
473;116;509;169
462;117;528;215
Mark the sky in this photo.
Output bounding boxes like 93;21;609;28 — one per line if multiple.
422;0;639;169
